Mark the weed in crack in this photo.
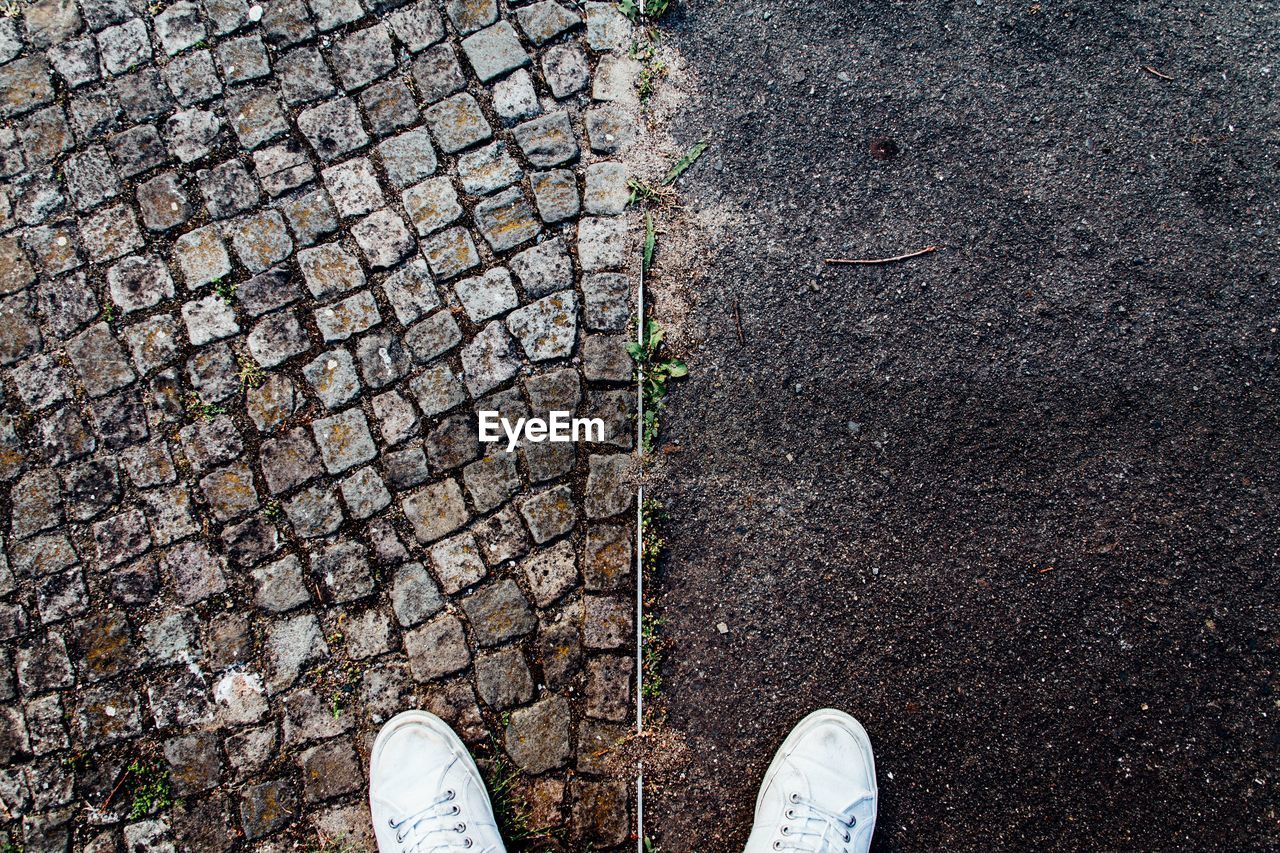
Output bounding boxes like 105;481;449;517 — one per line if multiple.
628;319;687;453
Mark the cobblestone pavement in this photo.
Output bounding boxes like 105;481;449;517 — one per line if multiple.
0;0;643;849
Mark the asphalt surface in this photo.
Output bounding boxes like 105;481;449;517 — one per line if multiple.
646;1;1280;849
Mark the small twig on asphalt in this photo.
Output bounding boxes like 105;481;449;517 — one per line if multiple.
825;245;939;266
733;297;745;345
1141;64;1175;81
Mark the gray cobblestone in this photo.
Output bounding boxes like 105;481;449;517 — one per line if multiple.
284;483;345;538
507;291;578;361
97;19;151;77
461;319;520;396
447;0;499;35
262;0;315;46
401;478;468;543
475;645;534;709
584;1;631;52
455;267;517;322
224;209;294;272
511;236;574;297
424;93;492;154
372;389;419;445
586;104;636;154
492;68;542;125
517;1;581;45
522;484;578;544
463;578;536;647
474;186;541;252
388;2;445;52
298;98;369;161
412;42;467;104
282;188;340;247
523;539;578;607
260;427;324;495
166;108;224;163
253;142;313;197
539;617;582;688
459;141;523;195
404;614;470;681
137;172;193;232
461;21;529;83
312;408;377;474
543;43;591;99
278;47;335;105
505;694;571;773
384;443;431;490
352;208;415;268
316;289;381;343
378;127;439;188
329;24;396;91
514;112;578;168
247;310;310;367
340;466;391;519
217;34;271;84
156;2;206;55
311;540;373;603
529;169;581;223
0;0;638;842
199;159;261;219
324;158;383;218
181;293;240;345
410;361;467;416
405;310;462;361
172;225;231;288
252;554;311;613
224;87;289;150
247;373;300;431
165;50;222;105
361;78;421;138
390;562;445;627
299;242;366;299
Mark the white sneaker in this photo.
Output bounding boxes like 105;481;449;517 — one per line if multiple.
742;709;878;853
369;710;506;853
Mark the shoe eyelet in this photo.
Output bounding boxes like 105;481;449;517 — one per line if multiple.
848;817;857;827
788;792;800;803
843;832;852;843
785;808;795;819
463;840;473;850
772;843;782;851
449;805;460;816
780;826;791;836
456;822;467;833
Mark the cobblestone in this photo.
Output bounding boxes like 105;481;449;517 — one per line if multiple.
511;236;574;297
461;21;529;83
492;68;541;124
514;111;579;168
0;0;639;845
530;167;581;223
507;291;579;361
423;92;491;154
474;186;541;252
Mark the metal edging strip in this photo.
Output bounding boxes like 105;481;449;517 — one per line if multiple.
635;234;647;853
635;6;649;849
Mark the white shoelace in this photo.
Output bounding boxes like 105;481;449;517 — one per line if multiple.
772;790;874;852
387;789;473;853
